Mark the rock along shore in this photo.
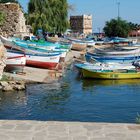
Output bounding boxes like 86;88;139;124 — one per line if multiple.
0;80;25;91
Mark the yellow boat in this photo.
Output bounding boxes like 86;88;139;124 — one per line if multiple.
82;68;140;80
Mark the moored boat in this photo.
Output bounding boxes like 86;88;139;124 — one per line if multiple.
5;55;26;73
85;53;140;63
72;42;87;51
82;68;140;79
85;52;140;63
0;35;18;50
66;37;95;46
47;36;60;43
103;37;130;45
114;45;139;50
7;50;61;69
14;40;56;51
0;35;61;50
94;45;140;55
13;42;68;62
75;62;135;71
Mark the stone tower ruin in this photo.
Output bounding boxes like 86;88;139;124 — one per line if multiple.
70;14;92;35
0;3;27;37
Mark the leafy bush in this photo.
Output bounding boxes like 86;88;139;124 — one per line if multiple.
103;18;131;37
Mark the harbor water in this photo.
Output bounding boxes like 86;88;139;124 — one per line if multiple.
0;67;140;123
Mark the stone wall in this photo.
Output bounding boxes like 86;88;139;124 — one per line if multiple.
0;42;6;80
70;16;83;33
0;3;27;37
70;14;92;35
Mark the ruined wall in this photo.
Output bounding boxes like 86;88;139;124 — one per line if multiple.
70;15;92;35
70;15;83;33
0;42;6;80
0;3;27;37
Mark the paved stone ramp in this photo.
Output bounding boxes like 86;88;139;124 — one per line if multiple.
0;120;140;140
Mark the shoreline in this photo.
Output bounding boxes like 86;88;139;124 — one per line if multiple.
3;50;84;84
0;48;140;140
0;120;139;140
0;50;84;91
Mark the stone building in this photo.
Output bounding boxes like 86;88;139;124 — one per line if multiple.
0;3;27;37
70;14;92;35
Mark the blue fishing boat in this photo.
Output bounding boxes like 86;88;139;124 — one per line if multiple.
14;41;55;51
13;41;68;61
0;36;69;61
103;37;130;44
14;39;71;53
85;52;140;63
0;35;71;52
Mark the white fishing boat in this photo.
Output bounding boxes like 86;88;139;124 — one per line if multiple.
75;62;135;72
7;50;61;69
94;45;140;55
66;37;95;46
114;45;139;50
0;35;17;49
5;55;26;73
72;42;87;51
46;36;60;43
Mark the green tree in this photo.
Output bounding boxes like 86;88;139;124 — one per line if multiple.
103;18;130;37
27;0;69;34
128;22;140;31
0;12;5;26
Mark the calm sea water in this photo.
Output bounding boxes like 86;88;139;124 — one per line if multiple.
0;68;140;123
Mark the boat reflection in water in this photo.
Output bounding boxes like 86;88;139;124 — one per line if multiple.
81;79;140;89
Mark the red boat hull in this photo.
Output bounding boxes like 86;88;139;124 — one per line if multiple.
26;60;58;69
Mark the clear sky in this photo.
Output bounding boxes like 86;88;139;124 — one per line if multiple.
18;0;140;32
